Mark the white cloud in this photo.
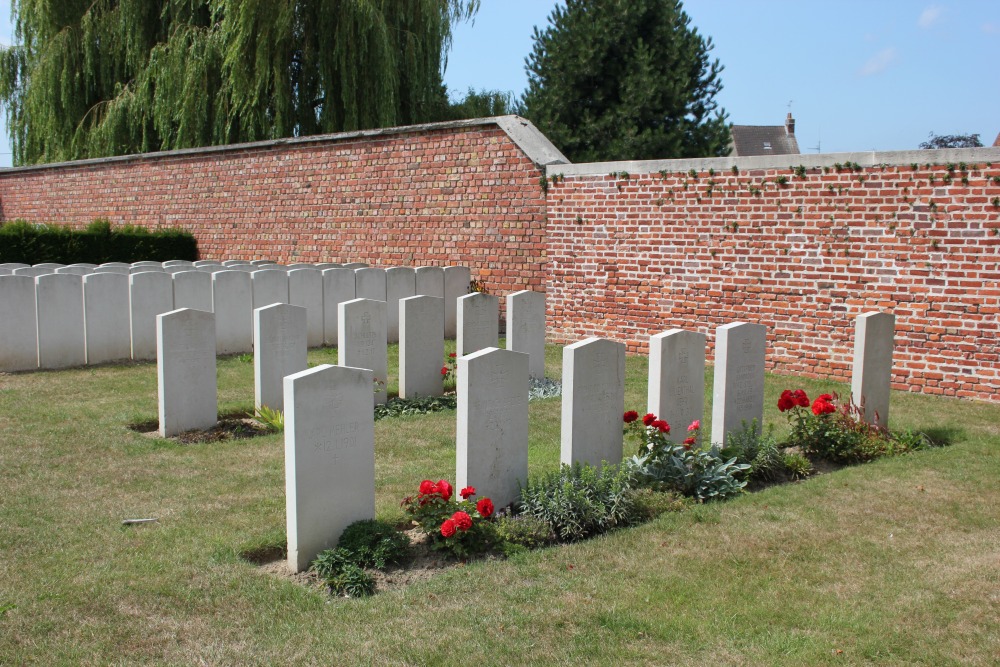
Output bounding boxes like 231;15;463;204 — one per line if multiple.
858;48;898;77
918;6;943;29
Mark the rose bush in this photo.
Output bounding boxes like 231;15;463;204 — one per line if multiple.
401;479;495;558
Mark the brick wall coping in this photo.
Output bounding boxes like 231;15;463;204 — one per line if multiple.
547;147;1000;177
0;115;568;175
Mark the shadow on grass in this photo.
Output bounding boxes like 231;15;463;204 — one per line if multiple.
917;425;964;447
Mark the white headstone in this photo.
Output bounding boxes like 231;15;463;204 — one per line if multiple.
414;266;445;298
157;308;217;437
284;364;376;573
130;265;165;274
0;263;30;269
648;329;706;437
83;272;131;364
711;322;767;447
315;262;343;271
54;266;94;276
254;303;308;413
35;273;85;368
443;266;470;339
221;260;243;267
343;262;369;270
287;268;324;348
560;337;626;467
0;275;38;371
249;260;272;266
457;292;499;357
92;266;129;275
399;295;445;399
132;261;163;269
13;267;50;278
163;260;194;267
0;268;11;276
355;267;386;302
851;311;895;427
193;260;221;267
456;347;529;510
385;267;415;344
506;290;546;379
172;270;213;312
251;269;289;311
322;268;356;346
129;271;175;360
212;270;253;355
34;263;64;269
287;263;315;270
338;298;388;405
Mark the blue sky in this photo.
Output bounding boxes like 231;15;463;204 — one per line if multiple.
1;0;998;166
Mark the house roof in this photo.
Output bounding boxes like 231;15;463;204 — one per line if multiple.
993;132;1000;147
730;125;800;157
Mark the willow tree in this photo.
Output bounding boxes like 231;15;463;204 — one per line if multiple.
0;0;478;165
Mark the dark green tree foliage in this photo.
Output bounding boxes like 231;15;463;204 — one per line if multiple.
521;0;731;162
919;132;983;149
0;0;478;165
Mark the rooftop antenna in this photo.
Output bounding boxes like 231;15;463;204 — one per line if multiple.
809;128;821;154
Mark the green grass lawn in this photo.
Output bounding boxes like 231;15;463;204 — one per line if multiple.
1;344;998;665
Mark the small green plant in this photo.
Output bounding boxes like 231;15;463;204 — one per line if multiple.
794;165;807;178
775;175;789;186
992;197;1000;208
311;549;376;597
517;461;640;542
782;452;814;480
374;395;458;420
336;519;410;569
539;174;548;194
730;165;739;175
632;488;688;520
250;405;284;432
688;168;698;179
720;420;784;484
469;278;488;294
236;353;253;364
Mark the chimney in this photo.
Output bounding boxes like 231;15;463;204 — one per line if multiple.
785;112;795;136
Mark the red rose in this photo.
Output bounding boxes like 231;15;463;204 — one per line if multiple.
777;389;794;412
683;436;696;445
476;497;494;518
441;366;449;375
687;420;700;432
436;479;453;501
812;398;835;415
792;390;810;407
460;486;476;499
449;352;457;358
418;480;436;495
642;413;656;426
652;419;670;434
440;519;457;538
452;511;473;531
623;410;639;423
817;393;834;402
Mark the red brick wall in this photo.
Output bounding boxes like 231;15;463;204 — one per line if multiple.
0;123;547;298
546;159;1000;402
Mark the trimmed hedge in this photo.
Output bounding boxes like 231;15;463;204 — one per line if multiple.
0;219;197;264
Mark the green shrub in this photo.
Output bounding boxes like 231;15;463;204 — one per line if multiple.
0;218;197;264
311;549;376;597
782;452;814;480
336;519;409;570
517;462;640;542
374;395;457;420
249;405;284;433
721;420;784;483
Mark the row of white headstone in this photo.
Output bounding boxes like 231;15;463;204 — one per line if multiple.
154;289;549;437
282;311;895;572
0;260;473;372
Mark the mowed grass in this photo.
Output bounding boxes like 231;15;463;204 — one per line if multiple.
1;343;998;666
